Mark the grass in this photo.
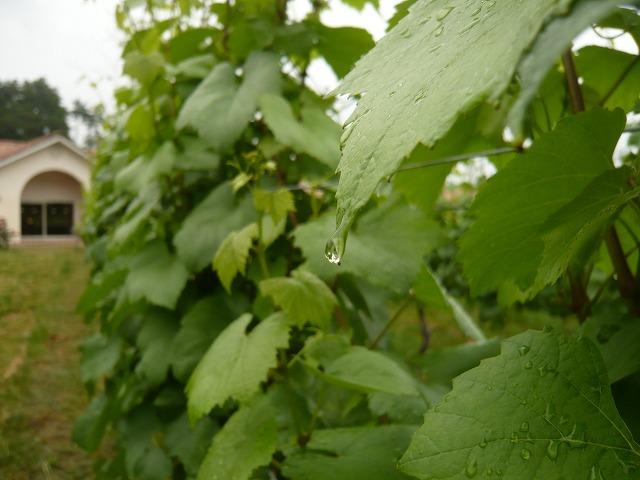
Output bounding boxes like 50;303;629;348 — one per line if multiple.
0;245;94;479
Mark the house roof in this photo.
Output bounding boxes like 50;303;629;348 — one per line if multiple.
0;135;88;169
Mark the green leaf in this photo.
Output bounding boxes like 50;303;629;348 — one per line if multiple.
176;51;280;151
507;0;621;136
414;339;501;386
197;394;278;480
259;270;337;328
175;183;257;272
459;108;625;298
121;408;172;480
213;223;259;292
294;200;440;293
253;188;295;224
538;167;640;289
73;394;112;452
165;413;218;477
136;310;178;384
413;267;486;341
125;104;155;143
80;333;123;384
123;51;164;86
259;94;341;168
582;303;640;384
399;329;640;479
314;25;375;78
187;313;290;422
171;295;239;382
334;0;573;226
126;241;189;309
283;426;416;480
576;46;640;112
309;346;419;396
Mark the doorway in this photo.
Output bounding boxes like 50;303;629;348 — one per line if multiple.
20;203;74;236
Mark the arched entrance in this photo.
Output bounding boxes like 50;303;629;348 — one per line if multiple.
20;171;83;237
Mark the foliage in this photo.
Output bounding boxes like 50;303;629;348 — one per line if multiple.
0;78;68;139
77;0;640;479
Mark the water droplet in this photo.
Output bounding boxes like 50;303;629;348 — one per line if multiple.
524;361;533;370
479;437;488;448
520;422;529;432
520;448;531;461
510;432;519;444
520;399;527;406
324;219;350;265
486;468;493;476
517;345;530;356
470;6;482;16
435;6;454;21
434;25;444;37
538;365;547;376
487;385;493;391
460;18;481;34
546;440;559;460
465;458;478;478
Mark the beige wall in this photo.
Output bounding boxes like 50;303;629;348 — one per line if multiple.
0;143;90;241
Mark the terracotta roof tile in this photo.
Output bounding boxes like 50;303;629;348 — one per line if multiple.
0;135;57;161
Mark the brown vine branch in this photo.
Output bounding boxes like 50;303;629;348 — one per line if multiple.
563;49;639;316
369;296;413;349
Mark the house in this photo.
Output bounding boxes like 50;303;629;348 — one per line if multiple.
0;135;90;243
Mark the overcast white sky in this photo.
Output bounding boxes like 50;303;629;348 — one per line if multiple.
0;0;401;142
0;0;635;144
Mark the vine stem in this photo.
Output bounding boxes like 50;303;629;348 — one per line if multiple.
369;296;413;349
562;49;639;316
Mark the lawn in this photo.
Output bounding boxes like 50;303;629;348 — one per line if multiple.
0;245;93;479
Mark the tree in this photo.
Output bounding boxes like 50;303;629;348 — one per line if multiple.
0;78;68;139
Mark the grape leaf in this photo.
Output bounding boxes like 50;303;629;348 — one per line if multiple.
325;348;418;396
283;426;416;480
314;25;375;78
73;394;112;452
307;345;419;396
175;183;257;271
80;333;123;383
399;329;640;479
507;0;621;136
576;46;640;112
176;51;280;151
259;94;341;168
165;413;218;477
582;303;640;384
294;200;440;293
253;188;295;224
459;108;625;298
197;394;278;480
334;0;573;228
187;313;290;422
136;310;179;384
171;295;240;382
213;223;258;292
126;241;189;309
413;267;486;341
259;270;337;328
538;167;640;290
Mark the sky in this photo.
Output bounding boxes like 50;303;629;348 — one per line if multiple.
0;0;401;143
0;0;636;144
